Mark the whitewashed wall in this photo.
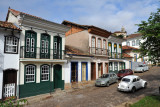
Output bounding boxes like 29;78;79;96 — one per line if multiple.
0;30;20;99
64;58;91;83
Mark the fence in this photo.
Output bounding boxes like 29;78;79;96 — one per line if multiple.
3;83;15;98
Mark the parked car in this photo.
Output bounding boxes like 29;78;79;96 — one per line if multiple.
117;69;133;79
95;73;118;87
134;64;149;73
117;75;147;93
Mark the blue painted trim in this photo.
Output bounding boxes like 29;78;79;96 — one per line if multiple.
81;62;88;81
134;54;137;62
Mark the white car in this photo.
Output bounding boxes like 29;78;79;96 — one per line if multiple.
117;75;147;92
134;64;149;73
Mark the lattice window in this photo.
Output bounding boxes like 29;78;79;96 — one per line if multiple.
25;65;36;83
41;65;49;81
5;36;18;53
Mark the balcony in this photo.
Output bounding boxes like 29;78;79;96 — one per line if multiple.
108;52;122;59
89;47;108;56
20;46;65;59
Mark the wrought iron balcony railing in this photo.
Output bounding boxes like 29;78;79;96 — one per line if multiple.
108;52;122;59
89;47;108;56
20;46;65;59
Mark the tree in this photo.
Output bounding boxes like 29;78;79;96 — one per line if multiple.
137;8;160;64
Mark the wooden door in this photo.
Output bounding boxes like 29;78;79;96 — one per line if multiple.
40;34;50;59
53;36;62;59
71;62;78;82
91;63;96;80
25;31;37;58
54;64;62;89
3;69;17;98
82;63;87;81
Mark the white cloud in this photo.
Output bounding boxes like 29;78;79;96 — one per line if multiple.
0;0;159;34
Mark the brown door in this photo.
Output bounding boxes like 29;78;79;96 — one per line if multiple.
91;62;96;80
3;69;17;99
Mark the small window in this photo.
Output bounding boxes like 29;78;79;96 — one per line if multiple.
127;42;130;46
4;36;19;53
25;65;36;83
136;39;139;46
133;78;136;82
41;65;50;81
132;40;135;46
137;77;140;81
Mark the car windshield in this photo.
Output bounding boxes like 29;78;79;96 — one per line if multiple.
139;65;143;67
118;70;125;73
100;74;109;78
122;78;130;82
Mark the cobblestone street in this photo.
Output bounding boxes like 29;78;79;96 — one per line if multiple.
26;67;160;107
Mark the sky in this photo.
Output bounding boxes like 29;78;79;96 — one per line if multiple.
0;0;159;34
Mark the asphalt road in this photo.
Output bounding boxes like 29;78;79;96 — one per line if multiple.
26;66;160;107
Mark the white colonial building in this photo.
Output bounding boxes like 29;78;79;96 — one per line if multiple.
0;21;21;99
6;8;69;98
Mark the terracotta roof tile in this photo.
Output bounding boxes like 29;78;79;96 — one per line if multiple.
123;53;133;58
9;8;43;20
126;33;142;39
0;21;21;30
62;20;112;38
122;45;138;50
65;45;92;56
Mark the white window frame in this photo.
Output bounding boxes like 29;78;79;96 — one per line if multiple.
127;42;130;46
25;65;36;83
5;36;18;53
41;65;50;81
132;40;135;46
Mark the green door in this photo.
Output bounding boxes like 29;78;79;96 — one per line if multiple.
25;31;37;58
54;64;64;89
40;34;50;59
53;36;62;59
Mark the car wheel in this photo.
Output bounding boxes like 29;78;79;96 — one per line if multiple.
106;82;110;87
144;82;147;88
131;87;136;93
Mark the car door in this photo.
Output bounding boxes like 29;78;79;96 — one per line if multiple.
132;78;139;89
109;74;113;83
113;74;117;82
136;77;141;88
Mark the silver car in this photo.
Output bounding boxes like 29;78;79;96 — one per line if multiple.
95;73;118;87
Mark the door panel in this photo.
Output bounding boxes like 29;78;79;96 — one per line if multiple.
40;34;50;59
54;64;62;89
71;62;78;82
91;63;96;80
53;36;62;59
25;31;37;58
82;63;87;81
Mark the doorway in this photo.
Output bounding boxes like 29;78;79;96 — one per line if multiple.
105;63;108;73
81;62;88;81
91;62;96;80
3;69;17;99
54;64;62;89
71;62;78;82
98;63;103;77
